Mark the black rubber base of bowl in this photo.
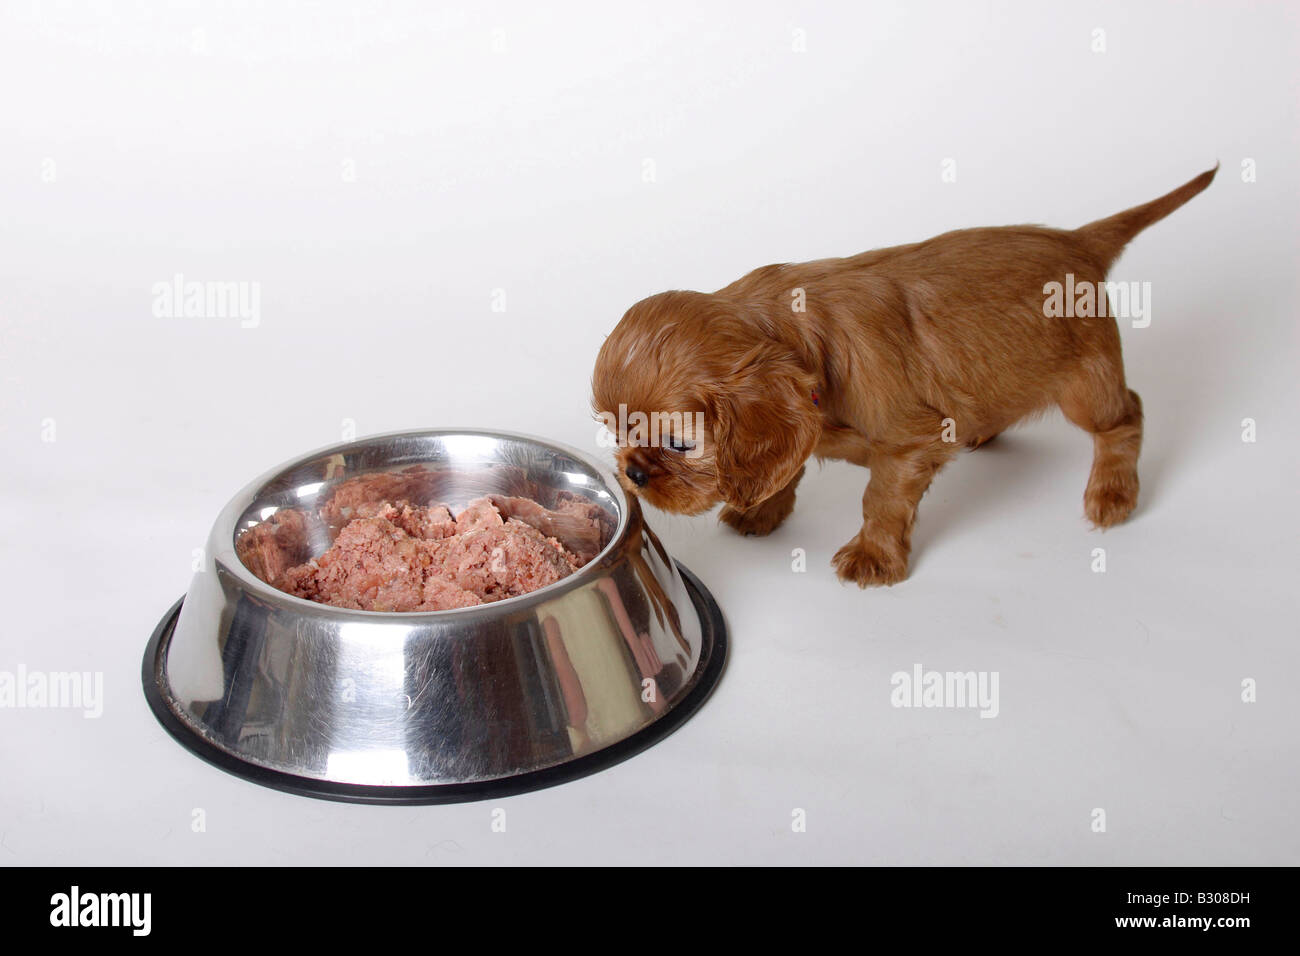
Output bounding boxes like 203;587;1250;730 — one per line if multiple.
141;563;727;805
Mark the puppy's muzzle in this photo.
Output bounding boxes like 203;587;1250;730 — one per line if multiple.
625;464;648;487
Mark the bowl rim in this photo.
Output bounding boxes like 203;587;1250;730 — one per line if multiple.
213;426;640;621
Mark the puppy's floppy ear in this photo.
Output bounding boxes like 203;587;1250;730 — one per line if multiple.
709;347;821;512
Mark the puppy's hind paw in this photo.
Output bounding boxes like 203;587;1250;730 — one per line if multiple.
965;432;1001;450
832;537;908;588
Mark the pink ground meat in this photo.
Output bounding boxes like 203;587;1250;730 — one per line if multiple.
268;495;606;612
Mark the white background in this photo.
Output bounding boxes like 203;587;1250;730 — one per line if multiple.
2;0;1296;865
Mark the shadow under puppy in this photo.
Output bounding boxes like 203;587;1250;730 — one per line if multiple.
592;166;1216;587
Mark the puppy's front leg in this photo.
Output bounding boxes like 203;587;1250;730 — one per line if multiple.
720;465;805;537
833;447;955;587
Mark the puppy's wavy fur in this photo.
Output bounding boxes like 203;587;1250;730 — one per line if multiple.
592;167;1216;586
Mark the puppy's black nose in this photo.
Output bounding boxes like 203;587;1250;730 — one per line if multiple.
626;465;648;487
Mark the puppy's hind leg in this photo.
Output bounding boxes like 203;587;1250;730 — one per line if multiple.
720;465;805;536
1059;369;1144;528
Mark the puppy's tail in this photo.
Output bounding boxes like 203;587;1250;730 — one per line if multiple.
1076;163;1218;271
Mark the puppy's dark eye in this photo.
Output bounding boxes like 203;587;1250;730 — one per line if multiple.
665;435;696;454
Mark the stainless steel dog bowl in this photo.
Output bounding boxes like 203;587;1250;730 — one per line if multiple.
142;428;726;804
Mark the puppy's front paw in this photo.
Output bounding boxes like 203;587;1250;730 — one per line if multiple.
719;497;794;537
832;536;908;588
1084;471;1138;529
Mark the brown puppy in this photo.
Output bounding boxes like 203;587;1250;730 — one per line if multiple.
592;167;1216;586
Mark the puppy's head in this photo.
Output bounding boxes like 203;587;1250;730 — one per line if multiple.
592;290;821;516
